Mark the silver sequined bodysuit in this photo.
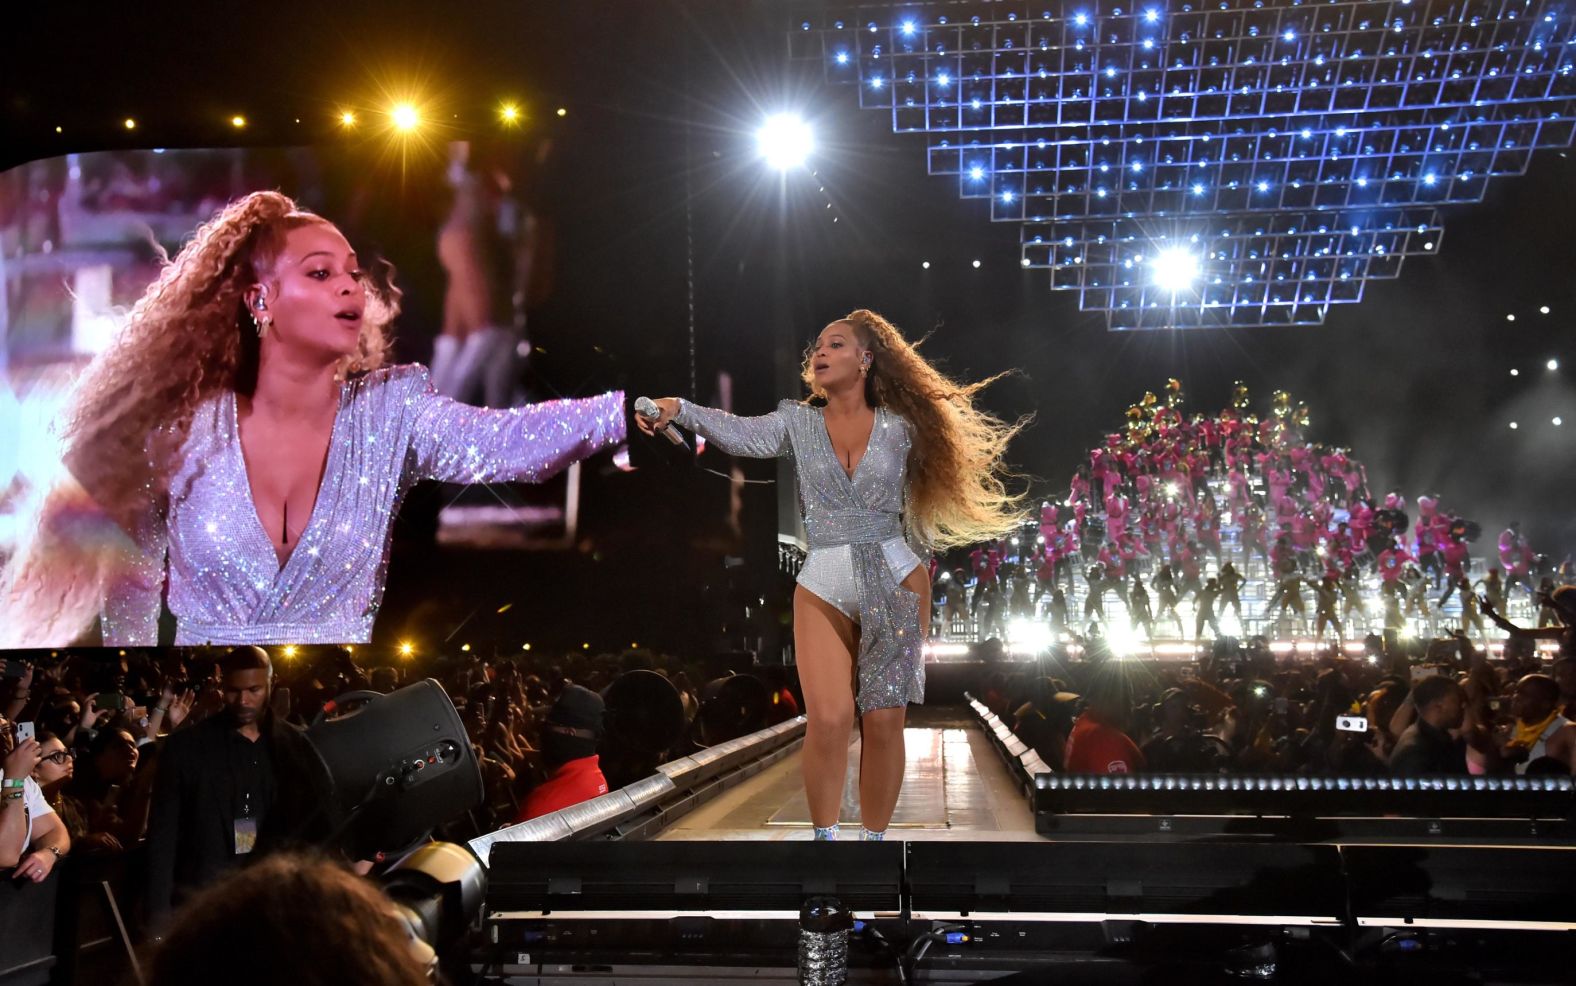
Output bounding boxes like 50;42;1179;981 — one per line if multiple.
674;398;928;711
100;365;625;645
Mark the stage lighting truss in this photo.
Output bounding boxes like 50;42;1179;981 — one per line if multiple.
790;0;1576;328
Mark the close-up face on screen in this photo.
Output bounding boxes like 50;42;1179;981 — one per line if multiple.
2;2;1575;985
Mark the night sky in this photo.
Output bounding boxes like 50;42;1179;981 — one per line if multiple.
6;1;1574;648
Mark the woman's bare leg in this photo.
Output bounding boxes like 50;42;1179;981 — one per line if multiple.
793;585;859;829
857;566;931;833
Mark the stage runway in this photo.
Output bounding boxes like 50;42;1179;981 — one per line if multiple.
656;708;1039;841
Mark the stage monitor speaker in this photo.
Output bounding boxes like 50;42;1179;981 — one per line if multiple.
906;841;1345;921
602;669;686;753
487;841;902;913
695;673;771;744
305;679;483;857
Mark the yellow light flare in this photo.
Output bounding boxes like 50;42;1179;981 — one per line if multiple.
391;103;420;131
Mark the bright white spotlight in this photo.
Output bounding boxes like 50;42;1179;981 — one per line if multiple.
1548;358;1559;371
1555;416;1564;427
1509;421;1519;429
757;113;813;170
1008;618;1056;655
1511;368;1520;376
1151;247;1201;293
1540;305;1551;314
969;164;986;181
1105;618;1143;658
901;19;917;35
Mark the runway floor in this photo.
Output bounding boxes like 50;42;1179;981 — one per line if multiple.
656;707;1040;841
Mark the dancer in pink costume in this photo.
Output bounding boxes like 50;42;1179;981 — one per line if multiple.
1498;522;1536;597
1413;495;1449;588
1437;527;1473;608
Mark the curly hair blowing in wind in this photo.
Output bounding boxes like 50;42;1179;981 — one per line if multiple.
0;191;400;645
801;309;1030;549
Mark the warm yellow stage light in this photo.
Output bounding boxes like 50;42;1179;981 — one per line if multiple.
391;103;420;131
500;103;521;124
340;110;357;126
123;118;137;130
231;115;247;128
556;107;567;117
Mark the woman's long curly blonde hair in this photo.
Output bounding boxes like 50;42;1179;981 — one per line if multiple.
800;309;1030;550
62;190;398;528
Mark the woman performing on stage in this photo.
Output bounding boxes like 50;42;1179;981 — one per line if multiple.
637;310;1025;841
0;191;624;646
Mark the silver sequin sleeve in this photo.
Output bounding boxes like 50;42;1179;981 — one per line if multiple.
100;505;168;646
407;375;627;484
674;399;792;459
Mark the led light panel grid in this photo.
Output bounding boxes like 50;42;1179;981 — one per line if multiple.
791;0;1576;328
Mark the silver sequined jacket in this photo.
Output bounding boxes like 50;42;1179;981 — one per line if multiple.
101;365;625;645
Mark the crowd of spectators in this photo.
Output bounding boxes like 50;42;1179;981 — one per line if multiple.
3;618;1573;982
981;629;1576;778
0;644;799;961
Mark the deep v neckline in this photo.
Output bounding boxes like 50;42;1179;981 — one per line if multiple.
231;386;347;575
821;406;878;483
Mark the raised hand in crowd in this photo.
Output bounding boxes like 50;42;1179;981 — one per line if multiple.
4;736;42;783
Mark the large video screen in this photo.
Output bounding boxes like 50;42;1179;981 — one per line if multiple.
0;143;632;649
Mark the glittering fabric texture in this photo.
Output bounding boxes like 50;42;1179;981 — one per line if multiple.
675;398;927;711
101;365;625;645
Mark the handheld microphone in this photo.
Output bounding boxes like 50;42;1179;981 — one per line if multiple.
635;396;688;448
